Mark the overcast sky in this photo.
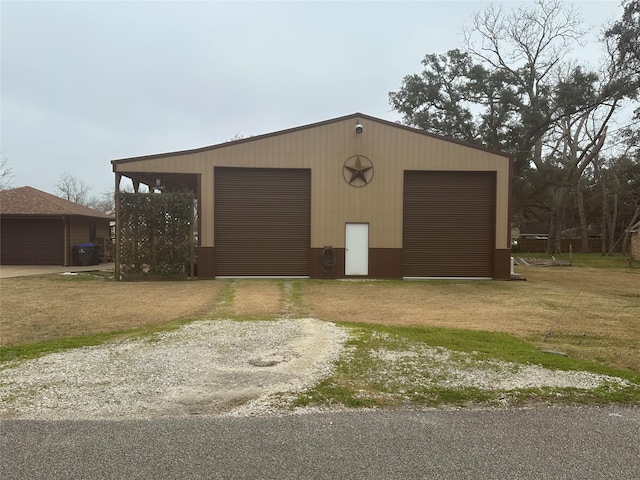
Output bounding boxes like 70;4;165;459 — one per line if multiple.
1;1;624;197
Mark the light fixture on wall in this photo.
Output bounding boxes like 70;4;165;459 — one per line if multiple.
355;122;363;134
154;178;165;192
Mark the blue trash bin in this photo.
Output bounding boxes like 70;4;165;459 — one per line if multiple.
74;243;95;266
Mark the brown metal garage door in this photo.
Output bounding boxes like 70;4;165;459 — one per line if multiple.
0;218;64;265
403;171;496;277
214;167;311;276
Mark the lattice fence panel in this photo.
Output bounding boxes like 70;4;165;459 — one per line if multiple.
118;192;195;279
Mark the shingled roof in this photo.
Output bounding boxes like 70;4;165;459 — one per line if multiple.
0;186;112;219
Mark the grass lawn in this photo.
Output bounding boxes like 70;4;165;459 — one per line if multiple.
0;273;224;346
1;255;638;407
301;264;640;373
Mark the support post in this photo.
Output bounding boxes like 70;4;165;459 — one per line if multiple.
115;173;121;281
190;198;196;279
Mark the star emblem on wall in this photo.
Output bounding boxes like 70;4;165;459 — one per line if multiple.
343;155;374;187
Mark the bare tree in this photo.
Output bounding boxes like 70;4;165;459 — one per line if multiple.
225;133;245;142
463;0;589;169
463;0;633;252
542;98;614;253
0;157;15;190
87;191;115;213
390;0;639;253
55;173;91;205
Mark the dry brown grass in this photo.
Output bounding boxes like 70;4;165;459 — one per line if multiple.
1;266;638;372
228;280;283;318
301;267;640;372
0;275;223;345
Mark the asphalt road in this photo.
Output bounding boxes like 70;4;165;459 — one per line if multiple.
1;407;638;479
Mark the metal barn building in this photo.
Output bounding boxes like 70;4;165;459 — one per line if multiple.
112;113;512;279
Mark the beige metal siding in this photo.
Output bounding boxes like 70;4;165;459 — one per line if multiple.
403;171;496;277
68;218;110;247
214;167;311;276
114;116;510;253
68;217;111;264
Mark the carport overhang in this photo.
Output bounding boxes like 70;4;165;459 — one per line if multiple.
112;170;202;280
114;171;199;194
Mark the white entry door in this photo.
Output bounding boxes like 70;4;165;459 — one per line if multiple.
345;223;369;275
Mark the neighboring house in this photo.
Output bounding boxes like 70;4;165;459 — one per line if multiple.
0;186;112;266
112;113;512;279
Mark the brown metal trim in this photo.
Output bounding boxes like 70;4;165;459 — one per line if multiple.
196;246;215;278
115;173;121;280
494;249;511;280
508;156;514;249
196;174;202;247
369;249;403;279
111;113;511;166
309;248;345;279
309;248;402;279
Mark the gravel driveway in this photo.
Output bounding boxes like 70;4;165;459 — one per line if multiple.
1;318;633;420
0;318;347;420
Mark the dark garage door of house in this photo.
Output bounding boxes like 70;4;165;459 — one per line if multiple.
214;167;311;276
0;218;64;265
403;171;496;278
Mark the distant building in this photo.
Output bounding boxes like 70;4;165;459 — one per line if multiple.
0;186;112;265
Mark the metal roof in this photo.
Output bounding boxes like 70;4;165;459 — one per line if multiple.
111;112;512;166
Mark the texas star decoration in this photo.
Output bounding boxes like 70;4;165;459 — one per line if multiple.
343;155;374;186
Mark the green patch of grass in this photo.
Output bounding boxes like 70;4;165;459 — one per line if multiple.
287;280;307;316
209;280;235;318
293;377;384;408
221;281;235;306
293;323;640;409
370;324;622;375
0;319;196;365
